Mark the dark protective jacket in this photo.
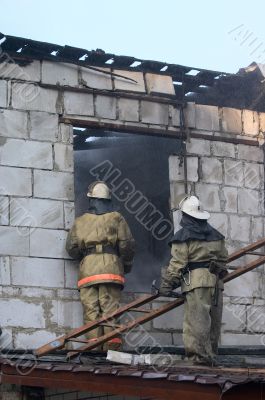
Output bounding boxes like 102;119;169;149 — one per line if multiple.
66;200;135;289
169;213;225;244
163;213;228;293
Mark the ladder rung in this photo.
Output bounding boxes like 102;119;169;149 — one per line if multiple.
67;338;90;344
129;308;151;314
99;323;122;328
246;251;265;256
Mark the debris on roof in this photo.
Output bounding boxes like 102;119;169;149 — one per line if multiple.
106;350;182;366
2;33;265;111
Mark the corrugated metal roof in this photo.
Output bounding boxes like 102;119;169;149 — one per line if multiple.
1;354;265;398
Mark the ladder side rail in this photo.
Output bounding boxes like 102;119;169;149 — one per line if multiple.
228;237;265;262
224;255;265;283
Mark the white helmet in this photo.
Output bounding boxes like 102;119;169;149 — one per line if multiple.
179;195;210;220
87;181;111;200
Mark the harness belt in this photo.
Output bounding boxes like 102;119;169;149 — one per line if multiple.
83;244;118;257
188;261;210;269
182;262;210;275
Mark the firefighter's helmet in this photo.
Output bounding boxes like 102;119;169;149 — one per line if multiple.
179;195;210;220
87;181;111;200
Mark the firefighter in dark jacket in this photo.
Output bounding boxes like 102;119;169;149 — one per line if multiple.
160;195;228;365
66;181;135;351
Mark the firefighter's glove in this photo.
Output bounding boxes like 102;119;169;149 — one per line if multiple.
209;260;228;280
159;268;180;297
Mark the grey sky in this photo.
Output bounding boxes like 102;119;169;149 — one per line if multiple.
1;0;265;73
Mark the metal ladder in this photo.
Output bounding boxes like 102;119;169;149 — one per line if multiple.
35;237;265;359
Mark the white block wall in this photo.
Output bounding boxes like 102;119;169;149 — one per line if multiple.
0;60;77;347
0;58;265;350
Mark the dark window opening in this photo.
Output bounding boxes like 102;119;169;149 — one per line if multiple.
74;129;182;292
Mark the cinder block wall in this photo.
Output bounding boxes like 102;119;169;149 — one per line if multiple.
0;59;264;350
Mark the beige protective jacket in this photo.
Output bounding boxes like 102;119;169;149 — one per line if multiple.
166;239;228;293
66;212;135;289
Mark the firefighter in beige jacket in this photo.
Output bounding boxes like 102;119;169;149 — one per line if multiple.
160;195;228;365
66;181;135;351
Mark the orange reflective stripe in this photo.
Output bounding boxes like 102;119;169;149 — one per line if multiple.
78;274;125;287
108;338;122;344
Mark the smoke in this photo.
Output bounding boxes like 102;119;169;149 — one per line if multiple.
74;132;182;292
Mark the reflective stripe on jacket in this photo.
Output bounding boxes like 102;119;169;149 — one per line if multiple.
78;273;125;288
